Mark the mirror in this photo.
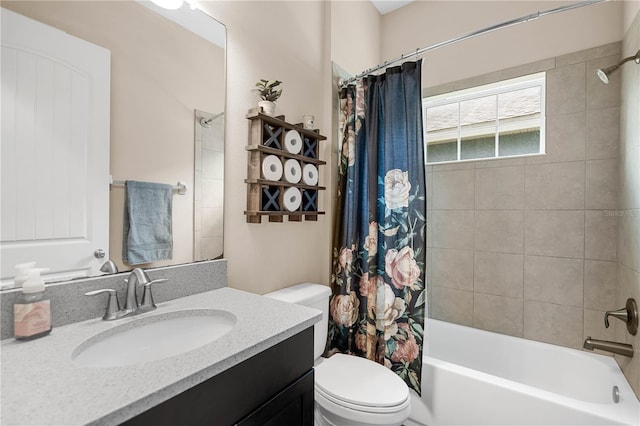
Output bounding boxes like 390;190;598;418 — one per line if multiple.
0;1;225;286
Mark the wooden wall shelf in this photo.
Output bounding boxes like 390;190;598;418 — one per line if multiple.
245;145;326;166
245;108;326;223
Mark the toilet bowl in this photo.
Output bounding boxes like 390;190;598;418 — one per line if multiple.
314;353;411;426
265;283;411;426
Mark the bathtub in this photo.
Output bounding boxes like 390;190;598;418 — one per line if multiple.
405;319;640;426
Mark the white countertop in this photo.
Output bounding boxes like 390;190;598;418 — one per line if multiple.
1;287;321;426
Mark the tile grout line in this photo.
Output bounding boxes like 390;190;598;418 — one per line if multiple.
472;162;476;328
522;150;528;337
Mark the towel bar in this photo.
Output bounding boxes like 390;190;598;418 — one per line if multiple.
109;178;187;195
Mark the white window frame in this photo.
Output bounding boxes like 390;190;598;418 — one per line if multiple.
423;72;546;164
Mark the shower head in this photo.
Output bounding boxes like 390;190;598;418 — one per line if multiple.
596;64;618;84
596;49;640;84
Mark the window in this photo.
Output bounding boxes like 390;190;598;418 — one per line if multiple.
424;72;545;164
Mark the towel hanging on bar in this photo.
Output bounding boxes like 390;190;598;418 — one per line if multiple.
122;180;173;265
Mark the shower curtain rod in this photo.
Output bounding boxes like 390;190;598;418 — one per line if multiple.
339;0;608;88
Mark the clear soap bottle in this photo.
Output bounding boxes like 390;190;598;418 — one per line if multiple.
14;269;52;340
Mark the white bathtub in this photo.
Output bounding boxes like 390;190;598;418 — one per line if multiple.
406;319;640;426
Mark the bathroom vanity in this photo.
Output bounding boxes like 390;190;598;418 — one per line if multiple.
124;328;314;425
0;287;320;425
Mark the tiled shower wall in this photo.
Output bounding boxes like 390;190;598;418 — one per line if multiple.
615;11;640;397
194;110;225;261
426;42;622;350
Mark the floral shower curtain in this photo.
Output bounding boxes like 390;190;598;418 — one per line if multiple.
327;61;427;395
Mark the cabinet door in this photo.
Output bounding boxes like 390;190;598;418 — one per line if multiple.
236;370;314;426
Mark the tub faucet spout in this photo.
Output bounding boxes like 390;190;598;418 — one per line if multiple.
583;336;634;357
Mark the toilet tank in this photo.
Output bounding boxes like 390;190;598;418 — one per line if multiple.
264;283;331;360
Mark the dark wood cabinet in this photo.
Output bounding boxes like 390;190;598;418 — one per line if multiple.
123;327;314;426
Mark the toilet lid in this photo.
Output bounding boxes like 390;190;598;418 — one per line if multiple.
315;354;410;409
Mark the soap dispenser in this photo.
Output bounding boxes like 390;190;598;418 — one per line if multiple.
14;268;52;340
14;261;37;287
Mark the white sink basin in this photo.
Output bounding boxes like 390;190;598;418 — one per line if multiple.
72;309;236;368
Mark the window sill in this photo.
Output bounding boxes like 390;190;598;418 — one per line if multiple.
426;152;547;167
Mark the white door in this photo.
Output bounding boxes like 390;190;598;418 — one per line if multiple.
1;8;111;284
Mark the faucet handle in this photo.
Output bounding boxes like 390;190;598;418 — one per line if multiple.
604;298;638;336
604;308;628;328
85;289;121;321
139;278;168;312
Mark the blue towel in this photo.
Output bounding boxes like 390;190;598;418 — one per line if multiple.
123;180;173;265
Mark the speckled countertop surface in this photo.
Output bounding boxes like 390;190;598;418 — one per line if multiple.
1;287;321;426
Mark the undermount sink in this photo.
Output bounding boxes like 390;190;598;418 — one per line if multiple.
72;309;236;368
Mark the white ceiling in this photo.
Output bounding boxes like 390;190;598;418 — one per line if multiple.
371;0;415;15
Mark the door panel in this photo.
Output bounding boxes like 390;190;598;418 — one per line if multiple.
1;8;110;283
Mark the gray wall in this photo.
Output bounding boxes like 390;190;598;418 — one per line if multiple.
426;43;621;350
615;11;640;398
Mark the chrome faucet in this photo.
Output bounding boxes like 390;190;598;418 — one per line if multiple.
85;267;167;320
582;299;638;357
122;268;168;316
583;337;634;357
122;268;142;316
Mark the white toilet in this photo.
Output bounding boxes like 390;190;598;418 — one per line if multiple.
265;283;411;426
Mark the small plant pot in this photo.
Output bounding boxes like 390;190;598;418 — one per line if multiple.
258;100;276;117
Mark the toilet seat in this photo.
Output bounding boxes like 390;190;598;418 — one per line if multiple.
315;386;410;414
314;354;410;412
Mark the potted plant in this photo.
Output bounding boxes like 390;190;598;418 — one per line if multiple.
255;79;282;116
